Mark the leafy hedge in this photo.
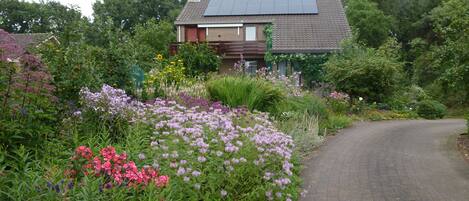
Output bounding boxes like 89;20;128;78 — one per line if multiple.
416;100;447;119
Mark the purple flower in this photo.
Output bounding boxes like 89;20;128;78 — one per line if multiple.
177;167;186;176
192;170;201;177
197;156;206;162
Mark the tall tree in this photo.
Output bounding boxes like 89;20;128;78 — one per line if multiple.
93;0;183;30
372;0;442;43
345;0;394;47
0;0;82;33
413;0;469;104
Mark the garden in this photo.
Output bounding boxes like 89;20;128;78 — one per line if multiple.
1;0;468;200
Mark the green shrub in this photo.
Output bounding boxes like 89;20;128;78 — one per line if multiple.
323;114;353;134
416;100;447;119
175;43;221;76
207;76;285;112
272;94;329;120
328;99;349;114
325;38;404;103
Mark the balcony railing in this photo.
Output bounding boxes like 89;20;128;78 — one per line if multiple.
170;41;266;58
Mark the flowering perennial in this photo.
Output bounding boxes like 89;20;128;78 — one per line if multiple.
70;146;170;189
79;85;297;200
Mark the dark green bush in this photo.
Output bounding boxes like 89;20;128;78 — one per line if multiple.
416;100;447;119
324;38;404;103
207;76;285;112
175;43;221;76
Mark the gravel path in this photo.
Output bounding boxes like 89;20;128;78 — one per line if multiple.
301;119;469;201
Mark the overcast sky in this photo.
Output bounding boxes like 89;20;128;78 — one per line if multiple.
27;0;97;18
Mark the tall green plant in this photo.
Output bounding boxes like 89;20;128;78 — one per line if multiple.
207;76;285;112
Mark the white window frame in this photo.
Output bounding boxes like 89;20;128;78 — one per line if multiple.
245;26;257;41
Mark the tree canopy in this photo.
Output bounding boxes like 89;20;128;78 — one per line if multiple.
0;0;82;33
92;0;184;31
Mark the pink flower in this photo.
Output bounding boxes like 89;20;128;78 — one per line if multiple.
156;175;169;187
102;161;112;175
100;146;116;161
93;157;102;174
75;146;93;160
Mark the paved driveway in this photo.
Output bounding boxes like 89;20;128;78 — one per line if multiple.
301;119;469;201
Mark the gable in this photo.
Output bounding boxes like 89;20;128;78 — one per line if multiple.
176;0;351;53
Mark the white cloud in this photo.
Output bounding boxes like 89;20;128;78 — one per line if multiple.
26;0;97;18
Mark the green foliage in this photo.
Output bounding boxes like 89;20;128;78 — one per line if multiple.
0;0;83;33
130;19;176;71
345;0;394;47
207;76;285;112
413;0;469;104
324;114;353;133
0;57;57;156
267;53;329;88
92;0;184;30
39;41;104;104
175;43;221;76
416;100;447;119
272;94;329;120
276;112;323;155
324;38;404;102
372;0;441;43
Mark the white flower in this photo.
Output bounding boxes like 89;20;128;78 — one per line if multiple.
359;97;364;101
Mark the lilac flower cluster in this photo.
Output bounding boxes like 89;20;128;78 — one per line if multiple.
80;85;296;199
80;85;146;122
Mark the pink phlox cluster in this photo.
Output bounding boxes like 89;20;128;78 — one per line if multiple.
70;146;169;189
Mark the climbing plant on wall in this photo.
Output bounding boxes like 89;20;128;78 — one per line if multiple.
263;25;329;88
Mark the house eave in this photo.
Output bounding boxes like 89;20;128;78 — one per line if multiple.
271;48;341;54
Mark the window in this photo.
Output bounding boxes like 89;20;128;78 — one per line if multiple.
278;61;287;76
245;26;257;41
245;61;258;75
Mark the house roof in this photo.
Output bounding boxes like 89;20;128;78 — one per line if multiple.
0;29;56;61
10;33;55;51
175;0;351;53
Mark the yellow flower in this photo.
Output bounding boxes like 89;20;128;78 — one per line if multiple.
156;54;164;61
170;61;176;65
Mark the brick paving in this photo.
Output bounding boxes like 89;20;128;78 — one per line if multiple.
301;120;469;201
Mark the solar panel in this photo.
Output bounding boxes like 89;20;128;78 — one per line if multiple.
204;0;318;16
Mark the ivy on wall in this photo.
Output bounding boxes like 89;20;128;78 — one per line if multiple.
263;24;330;88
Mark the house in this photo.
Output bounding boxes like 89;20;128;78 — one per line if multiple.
172;0;351;75
0;29;59;63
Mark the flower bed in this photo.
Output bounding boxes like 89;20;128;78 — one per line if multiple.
77;85;299;200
